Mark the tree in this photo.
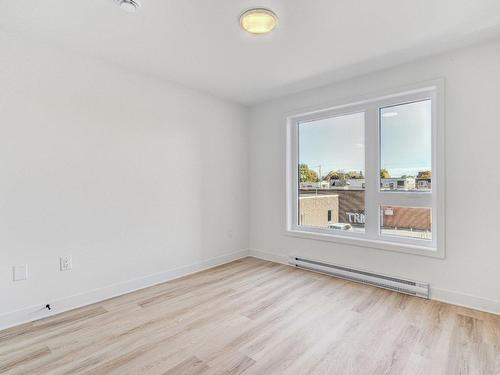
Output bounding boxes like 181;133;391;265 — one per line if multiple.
348;170;364;179
323;169;364;181
299;164;319;182
380;168;391;179
324;170;342;181
417;170;432;179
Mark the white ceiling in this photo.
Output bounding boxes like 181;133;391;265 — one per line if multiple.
1;0;500;105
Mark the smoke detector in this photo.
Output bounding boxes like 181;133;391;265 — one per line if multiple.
116;0;140;12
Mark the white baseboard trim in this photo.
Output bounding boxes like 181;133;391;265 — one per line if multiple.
249;248;500;316
248;249;290;265
431;288;500;316
0;250;249;331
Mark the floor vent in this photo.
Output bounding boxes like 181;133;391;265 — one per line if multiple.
289;257;429;298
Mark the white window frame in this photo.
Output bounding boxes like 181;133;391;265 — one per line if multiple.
285;80;445;258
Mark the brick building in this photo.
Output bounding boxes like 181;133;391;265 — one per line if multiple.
299;189;431;232
380;206;431;231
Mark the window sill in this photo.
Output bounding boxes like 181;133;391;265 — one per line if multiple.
285;228;444;259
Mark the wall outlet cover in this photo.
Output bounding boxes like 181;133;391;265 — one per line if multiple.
60;256;72;271
13;265;28;281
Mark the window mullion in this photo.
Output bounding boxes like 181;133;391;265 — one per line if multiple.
364;107;379;238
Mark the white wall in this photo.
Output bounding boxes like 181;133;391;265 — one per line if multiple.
0;33;249;328
249;41;500;314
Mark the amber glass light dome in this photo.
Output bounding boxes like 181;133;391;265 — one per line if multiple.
240;8;278;35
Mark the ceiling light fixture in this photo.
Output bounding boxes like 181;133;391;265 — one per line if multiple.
116;0;140;12
240;8;278;35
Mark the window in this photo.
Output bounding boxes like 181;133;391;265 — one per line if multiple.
380;100;432;192
286;81;444;257
298;112;365;232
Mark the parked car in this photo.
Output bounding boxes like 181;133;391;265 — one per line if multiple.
328;223;353;231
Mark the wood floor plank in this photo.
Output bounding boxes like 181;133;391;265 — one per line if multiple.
0;257;499;374
0;346;51;373
162;356;209;375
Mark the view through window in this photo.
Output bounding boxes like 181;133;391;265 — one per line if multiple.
298;112;365;233
379;100;432;240
289;84;441;254
380;100;432;192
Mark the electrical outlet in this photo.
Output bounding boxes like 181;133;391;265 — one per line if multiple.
13;265;28;281
60;256;72;271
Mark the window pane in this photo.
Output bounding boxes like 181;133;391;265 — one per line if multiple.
380;100;432;191
380;206;432;240
298;112;365;233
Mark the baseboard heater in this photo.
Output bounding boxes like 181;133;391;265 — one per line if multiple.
289;257;429;298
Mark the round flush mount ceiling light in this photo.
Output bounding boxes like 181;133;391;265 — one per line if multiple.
240;8;278;35
116;0;140;12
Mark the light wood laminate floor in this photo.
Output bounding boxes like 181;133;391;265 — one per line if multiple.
1;257;499;374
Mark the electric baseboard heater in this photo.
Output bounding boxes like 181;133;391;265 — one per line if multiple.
289;256;429;298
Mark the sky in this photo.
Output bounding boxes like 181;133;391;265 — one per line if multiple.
298;100;432;178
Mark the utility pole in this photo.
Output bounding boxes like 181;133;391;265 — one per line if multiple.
312;164;322;193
